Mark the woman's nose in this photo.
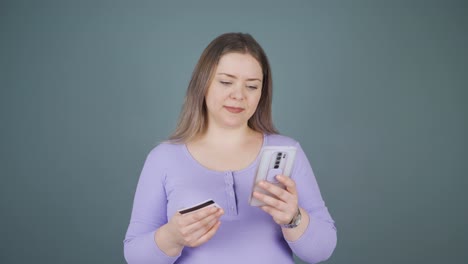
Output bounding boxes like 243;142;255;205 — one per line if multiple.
229;84;244;100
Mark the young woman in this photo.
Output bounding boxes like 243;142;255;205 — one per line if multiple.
124;32;337;264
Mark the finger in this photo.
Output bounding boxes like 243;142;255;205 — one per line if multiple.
257;180;294;203
191;221;222;247
275;175;298;196
181;206;220;225
253;189;288;210
260;206;295;225
184;217;220;246
185;208;223;233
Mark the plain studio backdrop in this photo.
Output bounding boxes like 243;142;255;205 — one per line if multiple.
1;0;467;263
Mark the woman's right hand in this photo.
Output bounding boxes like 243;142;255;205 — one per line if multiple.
155;206;224;256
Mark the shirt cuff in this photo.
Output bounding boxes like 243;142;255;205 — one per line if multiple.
286;216;337;263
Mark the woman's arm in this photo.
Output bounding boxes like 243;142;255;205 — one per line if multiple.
253;143;337;263
286;143;337;263
123;146;224;263
123;148;180;264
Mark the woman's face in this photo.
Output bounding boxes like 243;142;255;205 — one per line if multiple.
205;52;263;130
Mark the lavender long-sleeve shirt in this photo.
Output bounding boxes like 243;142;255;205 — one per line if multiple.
124;134;337;264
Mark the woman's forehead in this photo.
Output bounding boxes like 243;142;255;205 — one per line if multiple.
215;53;263;79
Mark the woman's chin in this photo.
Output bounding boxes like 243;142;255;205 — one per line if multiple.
219;119;248;129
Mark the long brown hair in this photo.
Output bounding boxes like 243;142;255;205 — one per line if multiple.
169;32;278;143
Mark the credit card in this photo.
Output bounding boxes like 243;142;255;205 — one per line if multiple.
178;199;220;215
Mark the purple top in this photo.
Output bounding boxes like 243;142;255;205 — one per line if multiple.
124;134;337;264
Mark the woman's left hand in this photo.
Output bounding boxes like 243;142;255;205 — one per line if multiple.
253;174;299;226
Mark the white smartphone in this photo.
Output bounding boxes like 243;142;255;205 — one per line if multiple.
249;146;297;206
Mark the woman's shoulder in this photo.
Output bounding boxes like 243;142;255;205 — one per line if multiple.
145;140;185;161
265;133;300;147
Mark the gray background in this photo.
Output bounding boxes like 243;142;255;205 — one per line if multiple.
1;0;467;263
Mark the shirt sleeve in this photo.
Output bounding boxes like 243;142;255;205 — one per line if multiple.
286;143;337;263
123;147;181;264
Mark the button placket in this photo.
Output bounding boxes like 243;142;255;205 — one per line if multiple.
224;172;238;215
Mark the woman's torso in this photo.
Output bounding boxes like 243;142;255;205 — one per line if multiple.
158;134;299;263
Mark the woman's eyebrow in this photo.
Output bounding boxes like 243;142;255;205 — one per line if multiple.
217;73;262;82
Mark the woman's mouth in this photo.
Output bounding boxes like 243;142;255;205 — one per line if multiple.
224;106;245;113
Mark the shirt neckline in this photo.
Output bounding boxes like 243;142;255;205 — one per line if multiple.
182;133;268;175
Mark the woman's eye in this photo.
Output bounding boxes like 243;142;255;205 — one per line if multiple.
220;81;232;85
247;85;258;89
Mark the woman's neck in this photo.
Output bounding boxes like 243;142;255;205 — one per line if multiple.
192;125;260;148
185;124;264;172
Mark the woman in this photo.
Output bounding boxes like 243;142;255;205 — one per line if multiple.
124;32;337;264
